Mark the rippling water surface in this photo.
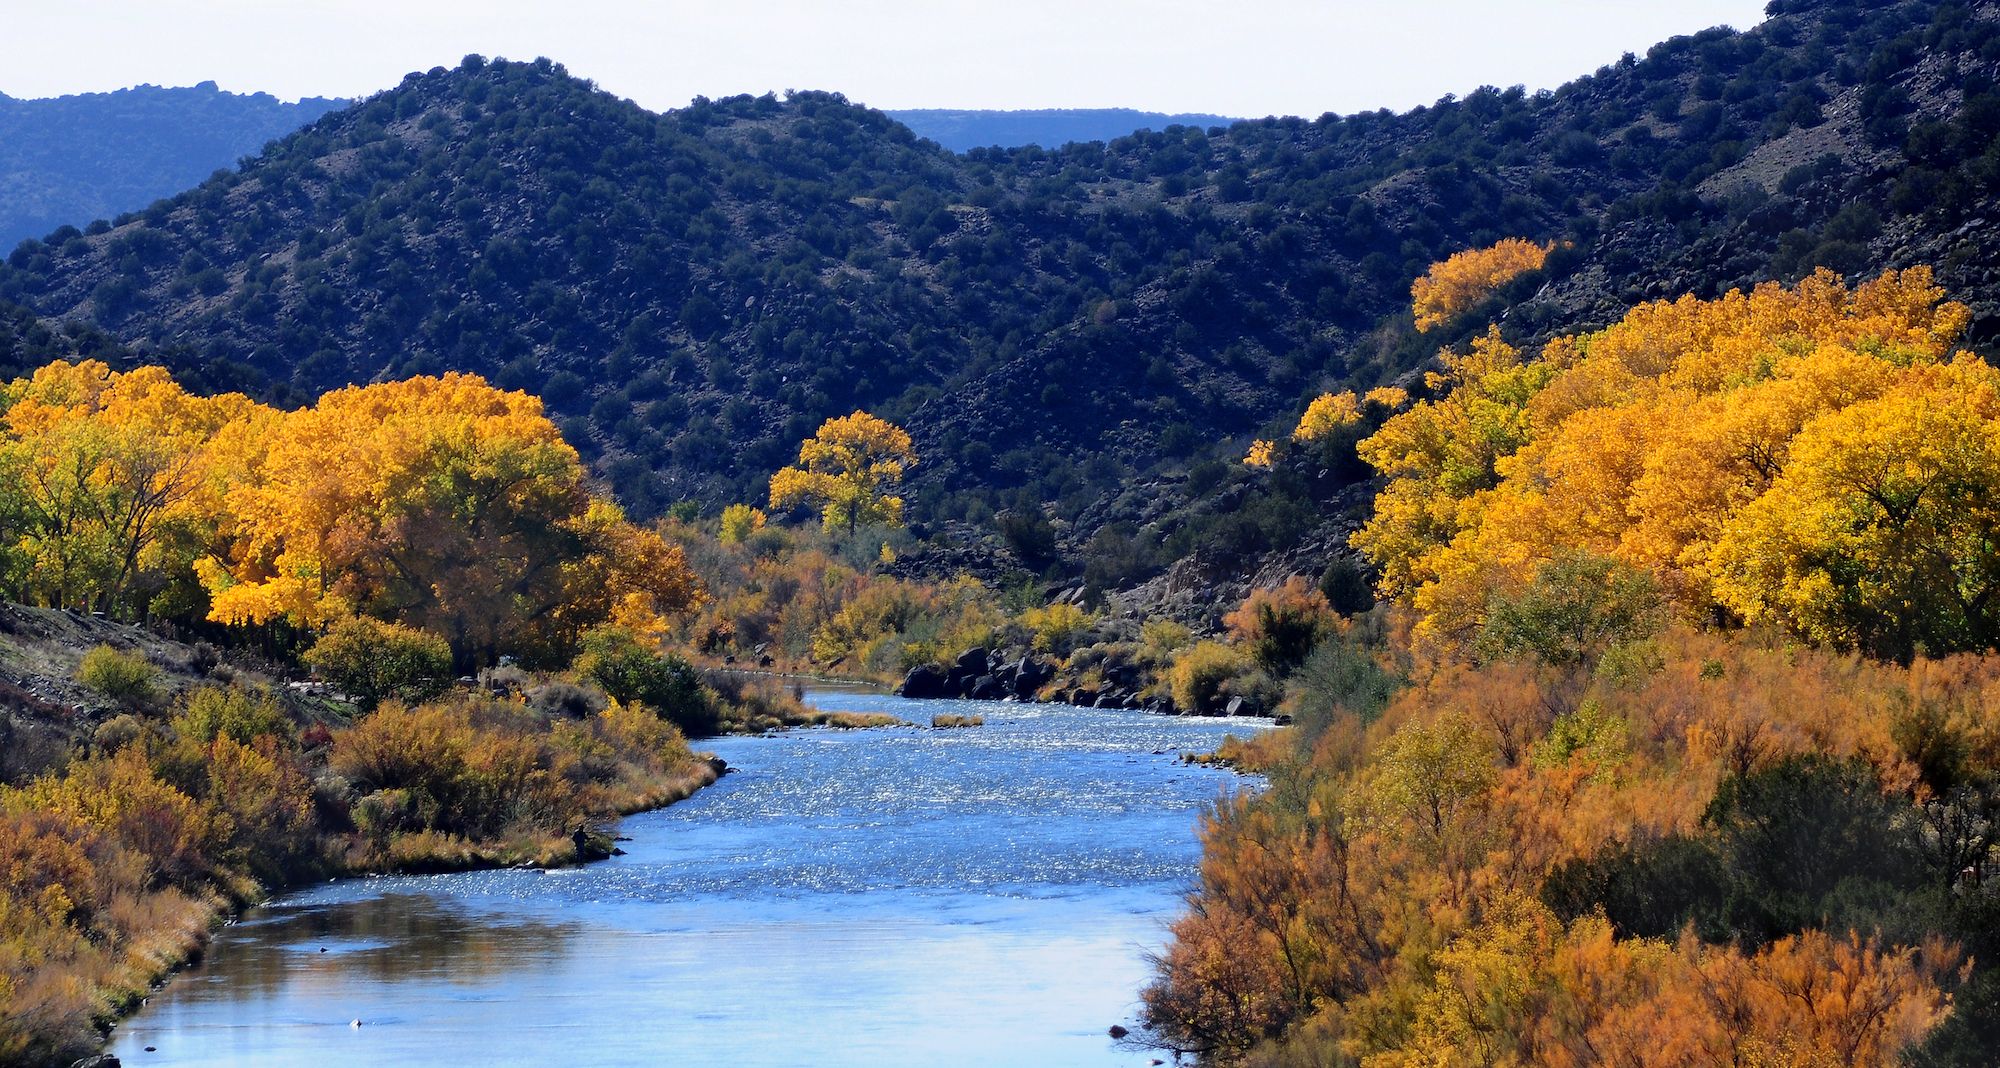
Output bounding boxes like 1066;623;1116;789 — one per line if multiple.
111;688;1266;1066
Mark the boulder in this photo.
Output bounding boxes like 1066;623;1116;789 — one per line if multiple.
1224;695;1261;718
953;647;991;676
1009;659;1047;698
1070;687;1099;707
899;664;950;699
970;674;1008;700
1094;692;1124;709
69;1056;120;1068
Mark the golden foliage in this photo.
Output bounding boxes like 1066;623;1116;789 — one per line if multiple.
807;572;1001;674
0;359;704;666
1021;601;1098;655
197;374;702;663
1355;268;1990;655
1365;387;1410;411
0;360;265;614
717;503;767;546
1294;392;1363;443
1141;625;1978;1065
768;410;916;533
1169;640;1252;713
1411;238;1552;332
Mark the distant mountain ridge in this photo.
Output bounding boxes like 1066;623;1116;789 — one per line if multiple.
886;108;1240;150
0;83;348;247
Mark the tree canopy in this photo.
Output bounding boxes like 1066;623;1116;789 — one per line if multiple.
1355;267;1990;657
0;360;701;668
768;411;916;534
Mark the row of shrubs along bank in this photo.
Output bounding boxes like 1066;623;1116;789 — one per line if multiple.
896;644;1277;720
0;605;745;1067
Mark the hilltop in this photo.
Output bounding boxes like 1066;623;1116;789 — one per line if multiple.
0;86;1238;249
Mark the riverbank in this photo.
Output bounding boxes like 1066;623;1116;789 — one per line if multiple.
706;670;903;732
897;643;1285;722
0;606;738;1067
40;749;726;1068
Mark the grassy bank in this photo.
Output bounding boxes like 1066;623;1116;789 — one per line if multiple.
0;645;731;1067
706;671;905;732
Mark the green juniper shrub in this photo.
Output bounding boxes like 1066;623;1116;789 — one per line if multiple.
304;616;453;710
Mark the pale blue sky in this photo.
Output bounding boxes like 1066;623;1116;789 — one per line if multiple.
6;1;1772;117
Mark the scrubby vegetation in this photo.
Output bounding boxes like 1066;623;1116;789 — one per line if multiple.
73;645;160;707
1136;268;2000;1065
1142;620;1997;1065
304;616;452;709
0;663;719;1064
0;358;749;1064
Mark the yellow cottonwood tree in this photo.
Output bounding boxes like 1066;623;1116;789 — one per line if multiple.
197;373;701;666
1411;238;1552;332
768;410;916;534
1294;391;1363;443
1353;267;1992;655
717;503;767;545
1709;358;2000;653
0;360;269;615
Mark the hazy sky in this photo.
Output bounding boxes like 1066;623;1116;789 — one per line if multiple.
5;1;1772;118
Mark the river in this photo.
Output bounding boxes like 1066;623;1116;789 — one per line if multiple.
109;688;1266;1066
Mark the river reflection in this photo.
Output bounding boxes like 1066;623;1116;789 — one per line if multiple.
113;692;1266;1067
199;894;582;993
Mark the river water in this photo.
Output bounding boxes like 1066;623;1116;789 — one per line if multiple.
109;688;1265;1066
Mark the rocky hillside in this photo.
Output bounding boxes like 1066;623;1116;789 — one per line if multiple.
0;603;289;784
0;83;347;248
4;1;2000;558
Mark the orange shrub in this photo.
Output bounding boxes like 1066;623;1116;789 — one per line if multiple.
1223;577;1333;675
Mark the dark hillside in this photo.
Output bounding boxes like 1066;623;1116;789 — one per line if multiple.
0;299;139;381
6;1;2000;539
